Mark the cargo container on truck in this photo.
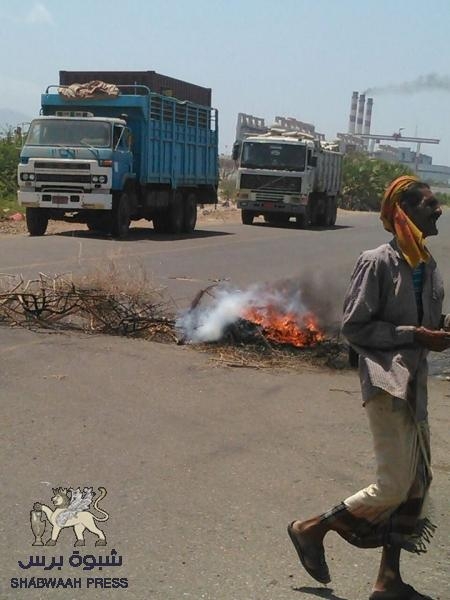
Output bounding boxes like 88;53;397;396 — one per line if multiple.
17;71;218;237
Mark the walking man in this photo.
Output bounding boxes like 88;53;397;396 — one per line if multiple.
287;176;450;600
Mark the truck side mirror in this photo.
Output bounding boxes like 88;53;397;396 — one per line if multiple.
309;155;318;167
232;142;240;161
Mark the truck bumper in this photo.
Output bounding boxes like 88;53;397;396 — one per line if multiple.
18;191;113;211
236;199;306;215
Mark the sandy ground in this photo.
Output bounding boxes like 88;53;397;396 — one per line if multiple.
0;203;241;236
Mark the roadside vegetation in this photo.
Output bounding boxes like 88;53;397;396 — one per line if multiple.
0;129;22;216
340;153;450;210
340;153;414;211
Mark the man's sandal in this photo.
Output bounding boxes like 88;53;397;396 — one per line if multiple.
287;521;331;584
369;584;433;600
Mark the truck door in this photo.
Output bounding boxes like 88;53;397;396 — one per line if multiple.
112;125;133;190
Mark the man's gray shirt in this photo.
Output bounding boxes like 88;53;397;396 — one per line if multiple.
342;240;446;420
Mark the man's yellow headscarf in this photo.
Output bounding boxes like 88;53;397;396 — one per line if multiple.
380;175;430;268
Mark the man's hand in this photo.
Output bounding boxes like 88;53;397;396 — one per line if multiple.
414;327;450;352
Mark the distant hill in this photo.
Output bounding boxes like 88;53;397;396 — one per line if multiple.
0;108;32;129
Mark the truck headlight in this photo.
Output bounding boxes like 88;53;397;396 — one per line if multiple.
91;175;99;183
20;173;29;181
99;175;107;184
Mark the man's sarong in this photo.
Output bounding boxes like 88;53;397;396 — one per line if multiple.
335;391;435;553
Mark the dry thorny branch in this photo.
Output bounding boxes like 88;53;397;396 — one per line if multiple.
0;272;177;343
0;274;350;370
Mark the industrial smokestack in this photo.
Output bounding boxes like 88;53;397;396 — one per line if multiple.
363;98;373;135
348;91;358;134
356;93;366;134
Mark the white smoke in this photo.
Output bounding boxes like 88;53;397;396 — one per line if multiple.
365;73;450;95
177;281;308;343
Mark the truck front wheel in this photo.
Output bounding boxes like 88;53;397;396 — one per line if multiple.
111;192;130;239
26;208;49;236
241;210;254;225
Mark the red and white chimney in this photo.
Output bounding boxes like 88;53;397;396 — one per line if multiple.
356;93;366;134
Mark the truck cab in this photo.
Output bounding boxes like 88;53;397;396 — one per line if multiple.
18;114;133;235
234;134;320;226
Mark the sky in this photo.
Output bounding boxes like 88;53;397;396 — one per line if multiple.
1;0;450;165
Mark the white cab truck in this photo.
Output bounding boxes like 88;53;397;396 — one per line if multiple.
233;121;343;228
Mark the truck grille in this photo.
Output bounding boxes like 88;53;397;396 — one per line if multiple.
35;173;91;184
255;190;287;202
240;174;301;192
34;161;90;170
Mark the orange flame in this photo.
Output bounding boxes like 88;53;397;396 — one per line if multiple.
244;306;325;347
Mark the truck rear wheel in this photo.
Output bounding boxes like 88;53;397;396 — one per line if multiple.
153;212;169;233
111;192;131;239
241;210;254;225
183;193;197;233
167;191;184;234
26;208;49;236
328;197;337;226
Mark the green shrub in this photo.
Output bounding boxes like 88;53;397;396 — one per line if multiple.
340;153;414;211
0;133;21;214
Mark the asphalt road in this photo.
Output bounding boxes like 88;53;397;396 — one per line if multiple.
1;210;449;600
0;209;447;313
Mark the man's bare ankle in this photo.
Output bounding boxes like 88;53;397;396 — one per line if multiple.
291;518;324;540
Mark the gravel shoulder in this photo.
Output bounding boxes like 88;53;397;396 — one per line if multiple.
0;204;242;236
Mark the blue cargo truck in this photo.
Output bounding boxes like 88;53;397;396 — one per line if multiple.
17;71;218;237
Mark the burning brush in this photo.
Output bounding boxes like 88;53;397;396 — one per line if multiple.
177;282;326;348
244;306;324;347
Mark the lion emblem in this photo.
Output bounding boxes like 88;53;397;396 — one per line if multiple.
32;486;109;546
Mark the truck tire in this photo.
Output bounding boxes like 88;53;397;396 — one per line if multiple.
316;201;328;226
328;197;337;226
111;192;131;239
265;214;289;225
153;212;169;233
26;208;49;236
167;191;184;234
183;193;197;233
241;210;253;225
295;204;311;229
87;215;110;234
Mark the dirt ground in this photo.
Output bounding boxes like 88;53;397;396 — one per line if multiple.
0;202;241;236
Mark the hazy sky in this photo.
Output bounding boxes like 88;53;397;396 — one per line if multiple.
2;0;450;164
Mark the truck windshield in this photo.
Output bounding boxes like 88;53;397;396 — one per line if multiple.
26;119;111;148
241;142;306;171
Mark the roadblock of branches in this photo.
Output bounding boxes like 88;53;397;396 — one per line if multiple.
0;272;177;342
0;275;350;371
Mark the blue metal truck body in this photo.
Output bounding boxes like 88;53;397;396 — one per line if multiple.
18;80;218;237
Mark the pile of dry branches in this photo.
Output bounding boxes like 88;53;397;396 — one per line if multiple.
0;272;176;342
0;275;350;371
194;339;350;371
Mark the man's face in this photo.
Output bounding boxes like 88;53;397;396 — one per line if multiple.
402;188;442;237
